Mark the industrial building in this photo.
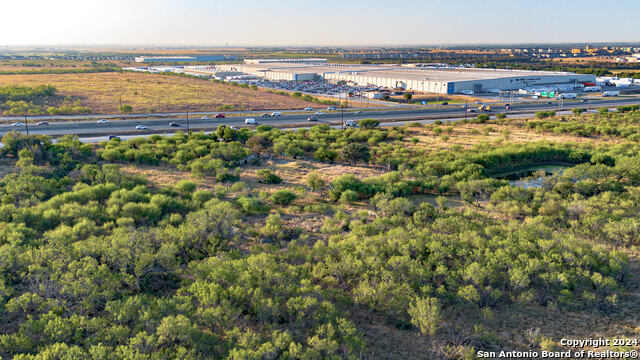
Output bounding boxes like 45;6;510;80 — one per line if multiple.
215;59;596;94
134;55;236;63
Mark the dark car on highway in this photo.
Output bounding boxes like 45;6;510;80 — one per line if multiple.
307;116;318;122
169;122;180;127
214;113;225;118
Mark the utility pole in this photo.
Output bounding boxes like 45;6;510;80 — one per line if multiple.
588;99;592;112
341;98;344;130
24;115;29;135
464;101;468;121
186;110;190;133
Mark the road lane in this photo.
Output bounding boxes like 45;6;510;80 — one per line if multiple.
1;97;638;137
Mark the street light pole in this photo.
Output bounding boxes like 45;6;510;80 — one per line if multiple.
464;101;468;121
24;115;29;135
186;110;190;133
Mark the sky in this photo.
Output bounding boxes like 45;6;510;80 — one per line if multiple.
1;0;639;47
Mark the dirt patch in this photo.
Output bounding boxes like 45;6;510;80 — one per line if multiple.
404;121;616;151
118;164;217;190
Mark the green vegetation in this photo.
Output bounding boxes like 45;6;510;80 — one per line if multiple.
0;110;639;358
526;108;640;140
0;85;90;115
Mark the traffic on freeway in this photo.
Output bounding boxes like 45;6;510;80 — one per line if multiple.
2;97;639;138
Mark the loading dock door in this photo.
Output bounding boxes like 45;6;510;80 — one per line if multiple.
447;83;454;95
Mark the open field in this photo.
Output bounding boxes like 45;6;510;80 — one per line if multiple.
0;72;318;114
0;59;131;72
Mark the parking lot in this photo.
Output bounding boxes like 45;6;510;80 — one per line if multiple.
251;79;383;97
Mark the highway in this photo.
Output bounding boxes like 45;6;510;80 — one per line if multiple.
1;97;639;138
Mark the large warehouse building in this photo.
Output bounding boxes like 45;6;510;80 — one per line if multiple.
216;59;596;94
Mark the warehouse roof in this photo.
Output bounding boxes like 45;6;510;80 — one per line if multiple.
221;62;585;82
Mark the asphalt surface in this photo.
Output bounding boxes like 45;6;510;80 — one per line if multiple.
2;97;638;138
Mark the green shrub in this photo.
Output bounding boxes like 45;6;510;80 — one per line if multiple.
256;169;282;184
340;189;359;203
270;189;296;205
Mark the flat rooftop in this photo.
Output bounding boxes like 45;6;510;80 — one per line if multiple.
223;62;584;82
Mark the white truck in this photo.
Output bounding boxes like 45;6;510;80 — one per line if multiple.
345;120;359;127
245;118;258;125
583;86;602;92
602;91;620;97
557;93;577;99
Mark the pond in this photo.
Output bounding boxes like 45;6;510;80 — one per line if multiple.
492;164;572;189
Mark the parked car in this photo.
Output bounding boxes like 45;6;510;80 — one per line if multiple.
97;119;109;124
36;121;49;126
135;125;148;130
245;118;257;125
11;122;23;127
307;116;318;122
214;113;225;118
304;107;313;111
169;122;180;127
201;116;211;120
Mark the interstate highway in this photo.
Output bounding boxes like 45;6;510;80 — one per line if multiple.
1;97;639;138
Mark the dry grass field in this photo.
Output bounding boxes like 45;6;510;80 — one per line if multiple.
0;72;317;114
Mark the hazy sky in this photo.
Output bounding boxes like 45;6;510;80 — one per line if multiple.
2;0;639;46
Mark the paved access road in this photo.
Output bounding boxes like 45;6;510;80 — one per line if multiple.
1;97;638;138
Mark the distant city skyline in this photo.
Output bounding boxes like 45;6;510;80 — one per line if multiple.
2;0;639;47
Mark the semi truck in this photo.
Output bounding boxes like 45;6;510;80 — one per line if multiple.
602;91;620;97
557;93;577;99
583;86;602;92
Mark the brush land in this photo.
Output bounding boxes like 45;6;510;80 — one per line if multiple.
1;109;639;359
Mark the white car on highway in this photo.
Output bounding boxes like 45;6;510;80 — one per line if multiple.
327;106;337;111
314;111;325;115
135;125;148;130
97;119;109;124
11;122;24;127
201;116;212;120
304;107;313;111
